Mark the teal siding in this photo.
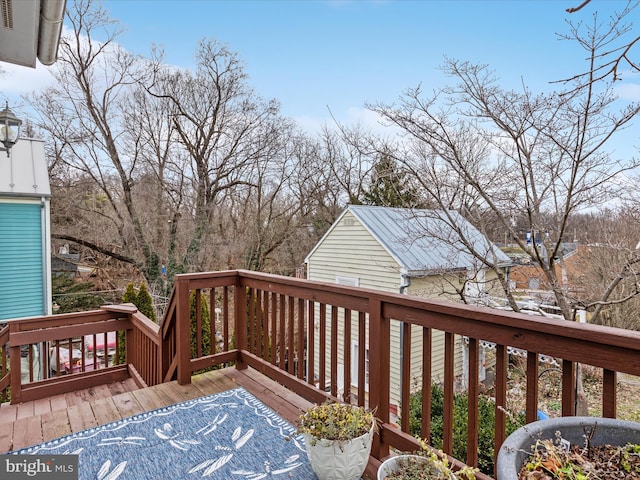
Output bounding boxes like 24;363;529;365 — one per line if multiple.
0;202;44;320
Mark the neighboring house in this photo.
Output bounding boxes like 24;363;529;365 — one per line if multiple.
508;243;580;301
52;253;80;278
0;138;52;321
304;205;511;413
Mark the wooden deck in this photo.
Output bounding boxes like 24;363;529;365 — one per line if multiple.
0;366;314;454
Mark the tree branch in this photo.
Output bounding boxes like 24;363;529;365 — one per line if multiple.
566;0;591;13
52;233;139;266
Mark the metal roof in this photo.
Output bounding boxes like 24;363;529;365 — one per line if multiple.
348;205;511;275
0;138;51;197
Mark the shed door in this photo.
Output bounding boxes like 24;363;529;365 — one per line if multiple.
0;202;44;320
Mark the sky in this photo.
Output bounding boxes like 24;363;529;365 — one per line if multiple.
2;0;639;145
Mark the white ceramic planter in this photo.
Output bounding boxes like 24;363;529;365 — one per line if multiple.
304;422;375;480
377;454;456;480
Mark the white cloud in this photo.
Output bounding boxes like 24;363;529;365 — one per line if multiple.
3;63;54;94
614;82;640;101
1;60;56;112
293;106;401;140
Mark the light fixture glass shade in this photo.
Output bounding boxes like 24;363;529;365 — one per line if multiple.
0;103;22;152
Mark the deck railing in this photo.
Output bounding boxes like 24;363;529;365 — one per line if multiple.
2;270;640;479
0;303;160;404
167;270;640;479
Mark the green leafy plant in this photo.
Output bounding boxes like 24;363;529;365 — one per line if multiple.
408;384;525;475
52;275;115;313
136;283;156;321
296;402;375;446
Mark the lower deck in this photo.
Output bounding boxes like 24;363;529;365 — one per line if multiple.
0;366;314;454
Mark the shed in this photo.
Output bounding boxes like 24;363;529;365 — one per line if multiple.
0;138;52;320
306;205;511;298
304;205;511;414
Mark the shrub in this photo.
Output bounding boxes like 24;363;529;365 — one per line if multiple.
52;276;111;313
118;282;157;364
408;384;525;475
136;283;156;321
189;290;212;359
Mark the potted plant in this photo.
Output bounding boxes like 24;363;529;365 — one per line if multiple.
295;401;377;480
378;442;477;480
496;416;640;479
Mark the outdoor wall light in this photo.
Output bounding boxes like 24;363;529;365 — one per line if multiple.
0;102;22;157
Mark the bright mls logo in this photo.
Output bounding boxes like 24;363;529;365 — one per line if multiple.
1;455;78;479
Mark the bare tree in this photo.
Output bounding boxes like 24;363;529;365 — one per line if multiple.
366;13;640;321
570;206;640;329
30;1;159;279
562;0;639;89
30;0;303;295
147;39;295;276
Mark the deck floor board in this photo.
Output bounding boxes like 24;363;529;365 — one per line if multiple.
111;391;144;419
67;402;98;432
0;421;13;452
12;416;42;450
33;397;51;416
41;410;71;443
91;397;120;426
130;386;166;412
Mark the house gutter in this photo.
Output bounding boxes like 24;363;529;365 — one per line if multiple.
38;0;67;66
37;196;49;380
399;272;411;294
40;196;48;315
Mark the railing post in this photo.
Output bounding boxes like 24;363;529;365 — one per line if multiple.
234;278;248;370
494;344;508;475
526;352;539;424
442;332;455;455
562;360;576;416
602;369;617;418
176;277;192;385
8;323;21;404
368;297;389;460
125;314;135;368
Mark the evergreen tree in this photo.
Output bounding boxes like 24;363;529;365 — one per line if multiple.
190;291;213;361
136;283;156;322
122;282;137;304
118;282;157;364
361;154;422;208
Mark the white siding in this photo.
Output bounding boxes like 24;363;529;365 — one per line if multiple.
307;211;401;292
306;210;463;411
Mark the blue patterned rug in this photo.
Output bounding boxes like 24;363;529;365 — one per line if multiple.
12;387;317;479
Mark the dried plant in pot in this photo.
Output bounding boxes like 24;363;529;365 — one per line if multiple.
496;416;640;479
295;402;377;480
378;442;477;480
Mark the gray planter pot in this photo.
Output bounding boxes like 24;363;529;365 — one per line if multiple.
496;416;640;480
